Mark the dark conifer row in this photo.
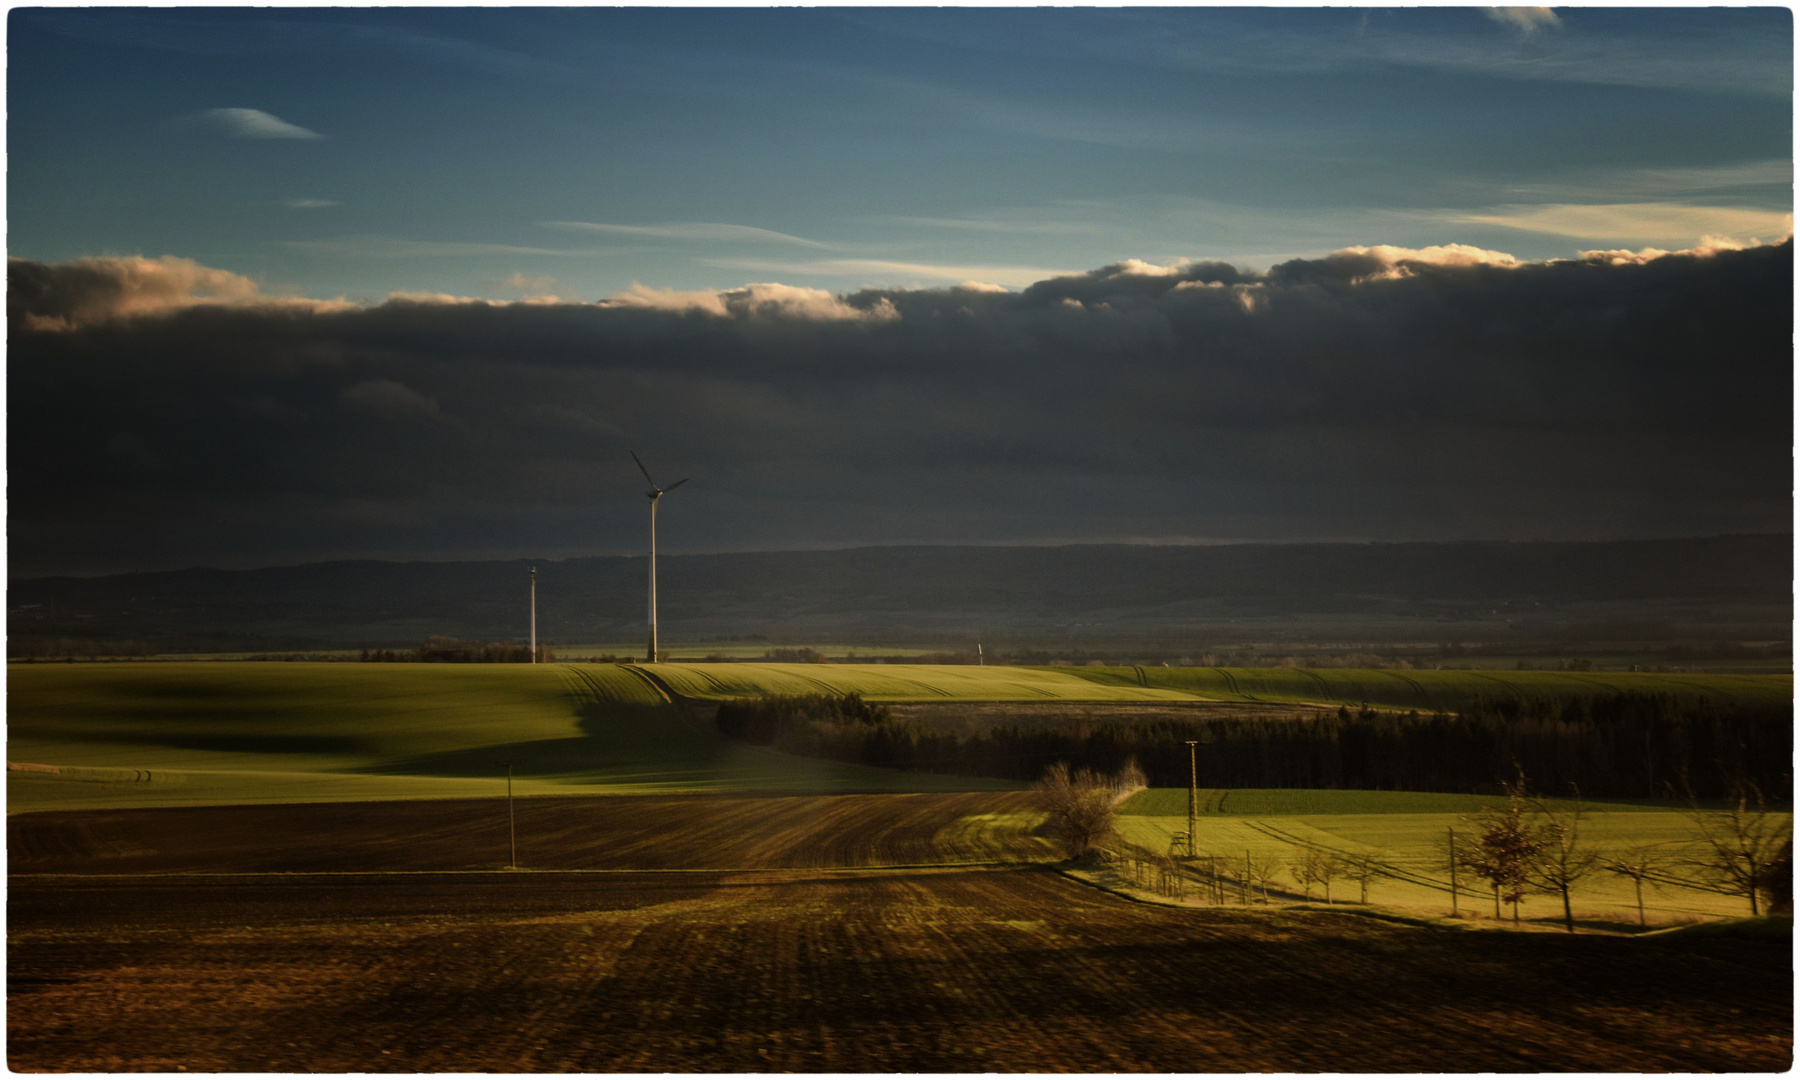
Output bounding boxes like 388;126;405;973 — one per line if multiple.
713;692;1791;799
359;636;555;663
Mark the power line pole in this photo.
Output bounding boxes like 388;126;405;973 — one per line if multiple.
508;763;517;870
529;567;537;664
1447;826;1459;916
1186;740;1199;859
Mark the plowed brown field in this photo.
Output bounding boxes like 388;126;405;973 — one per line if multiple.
9;792;1051;873
9;794;1792;1072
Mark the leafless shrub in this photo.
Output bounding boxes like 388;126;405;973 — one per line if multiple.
1603;842;1676;927
1032;758;1147;859
1526;788;1603;932
1341;852;1391;905
1245;852;1285;904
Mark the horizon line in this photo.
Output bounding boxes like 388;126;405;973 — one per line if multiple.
13;531;1790;582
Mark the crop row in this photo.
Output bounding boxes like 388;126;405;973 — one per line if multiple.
11;864;1790;1071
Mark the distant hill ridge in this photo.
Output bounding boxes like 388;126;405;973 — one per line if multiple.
8;535;1791;651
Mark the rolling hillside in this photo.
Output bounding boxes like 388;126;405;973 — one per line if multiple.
10;661;1787;813
4;662;1018;813
1063;665;1793;711
10;534;1790;651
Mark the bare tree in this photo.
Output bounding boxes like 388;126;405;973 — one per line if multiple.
1032;758;1149;859
1246;852;1284;904
1685;777;1793;916
1342;852;1389;905
1315;849;1342;904
1527;790;1602;932
1288;847;1323;900
1603;842;1674;928
1290;845;1345;903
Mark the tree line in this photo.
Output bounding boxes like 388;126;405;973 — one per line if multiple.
712;691;1791;800
360;636;555;663
1028;762;1791;925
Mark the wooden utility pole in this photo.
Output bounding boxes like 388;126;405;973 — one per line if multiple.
1185;740;1199;858
508;764;517;870
1242;850;1251;905
529;567;537;664
1448;826;1459;916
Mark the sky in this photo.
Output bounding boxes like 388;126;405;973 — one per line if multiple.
6;6;1794;575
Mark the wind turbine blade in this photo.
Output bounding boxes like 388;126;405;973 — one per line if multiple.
664;478;689;492
630;451;657;487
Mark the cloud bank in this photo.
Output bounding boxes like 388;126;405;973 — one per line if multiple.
6;255;348;331
8;241;1790;574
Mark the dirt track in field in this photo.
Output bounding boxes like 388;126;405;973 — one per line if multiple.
11;866;1791;1073
9;792;1054;874
9;793;1792;1072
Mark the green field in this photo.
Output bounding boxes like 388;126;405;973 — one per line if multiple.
650;662;1201;702
1119;787;1685;817
1116;788;1786;925
5;662;1020;813
651;662;1789;711
1065;665;1792;710
9;661;1789;816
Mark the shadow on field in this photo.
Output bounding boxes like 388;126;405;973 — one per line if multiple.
47;729;376;757
7;867;1790;1072
356;701;740;779
361;735;642;777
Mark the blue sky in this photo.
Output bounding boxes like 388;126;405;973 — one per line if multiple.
9;7;1792;301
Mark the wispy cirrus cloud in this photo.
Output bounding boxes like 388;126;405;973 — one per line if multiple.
30;11;580;84
699;257;1075;289
846;9;1784;104
180;107;322;140
543;221;831;248
283;235;601;258
1448;202;1793;244
881;215;1102;236
1483;159;1793;205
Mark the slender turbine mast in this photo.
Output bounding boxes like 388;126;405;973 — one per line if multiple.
631;452;687;663
529;566;537;663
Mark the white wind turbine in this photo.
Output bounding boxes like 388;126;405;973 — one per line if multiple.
632;452;687;663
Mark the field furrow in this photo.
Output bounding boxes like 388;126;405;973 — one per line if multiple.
8;793;1056;875
9;867;1789;1072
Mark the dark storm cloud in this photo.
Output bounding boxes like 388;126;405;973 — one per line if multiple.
7;242;1790;574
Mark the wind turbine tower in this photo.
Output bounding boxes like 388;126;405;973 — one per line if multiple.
632;452;687;663
529;566;537;663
